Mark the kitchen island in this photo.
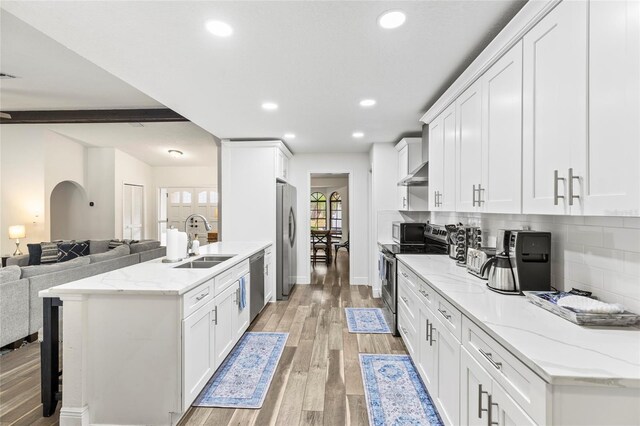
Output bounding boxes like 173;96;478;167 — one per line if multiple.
40;241;272;426
396;254;640;426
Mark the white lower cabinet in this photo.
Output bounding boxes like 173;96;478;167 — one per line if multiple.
434;318;460;426
264;248;273;304
417;305;437;392
182;298;216;408
235;273;251;340
213;281;239;367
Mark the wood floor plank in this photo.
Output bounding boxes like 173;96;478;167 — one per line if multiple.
322;350;346;426
346;395;369;426
300;410;323;426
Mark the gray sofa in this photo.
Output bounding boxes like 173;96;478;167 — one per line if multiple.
0;240;166;347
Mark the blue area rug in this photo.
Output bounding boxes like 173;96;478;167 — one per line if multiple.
345;308;391;333
360;354;443;426
193;332;288;408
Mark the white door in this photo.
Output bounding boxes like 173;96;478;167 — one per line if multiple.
214;282;239;367
167;188;193;231
434;319;460;426
490;381;537;426
428;115;444;211
460;348;494;426
417;305;437;395
182;299;215;407
235;273;251;339
123;184;144;240
522;0;587;215
456;79;483;212
581;0;640;216
481;40;523;214
166;187;218;244
441;104;457;212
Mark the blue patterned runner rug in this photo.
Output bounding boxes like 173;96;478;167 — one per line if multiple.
193;332;288;408
345;308;391;333
360;354;443;426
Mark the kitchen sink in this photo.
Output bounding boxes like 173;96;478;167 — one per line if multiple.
173;255;235;269
193;255;234;263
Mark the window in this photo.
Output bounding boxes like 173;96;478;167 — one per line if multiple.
310;192;327;230
330;192;342;231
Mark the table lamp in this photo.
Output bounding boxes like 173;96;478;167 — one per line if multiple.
9;225;26;256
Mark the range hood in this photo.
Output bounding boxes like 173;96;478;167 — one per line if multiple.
398;162;428;186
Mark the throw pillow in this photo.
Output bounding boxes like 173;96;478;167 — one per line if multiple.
0;265;21;283
27;243;43;265
108;239;139;250
40;242;59;264
58;241;90;262
20;256;90;279
88;243;131;263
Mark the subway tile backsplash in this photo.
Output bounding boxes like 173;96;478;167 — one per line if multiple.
430;212;640;314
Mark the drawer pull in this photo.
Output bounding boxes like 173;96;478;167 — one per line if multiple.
438;308;452;321
401;296;409;305
478;384;489;419
419;289;430;299
488;393;499;426
425;319;430;341
195;292;208;302
213;306;218;325
479;349;503;371
401;272;409;279
429;324;436;346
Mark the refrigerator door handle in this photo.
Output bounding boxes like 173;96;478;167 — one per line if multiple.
289;207;296;246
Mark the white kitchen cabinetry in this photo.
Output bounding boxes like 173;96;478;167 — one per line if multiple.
417;304;437;391
395;138;428;211
428;104;456;211
235;272;251;341
275;148;290;182
456;79;483;212
264;246;273;304
213;281;238;368
182;298;216;408
522;0;588;215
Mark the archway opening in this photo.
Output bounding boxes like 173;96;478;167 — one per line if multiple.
50;180;89;241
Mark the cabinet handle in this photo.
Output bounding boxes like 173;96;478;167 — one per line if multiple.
403;196;407;209
438;308;452;321
553;170;565;206
478;384;489;419
568;168;580;206
401;272;409;278
213;306;218;325
472;184;478;207
401;296;409;305
429;324;436;346
419;288;429;299
479;349;503;371
478;184;485;206
425;318;430;341
195;293;207;301
487;393;499;426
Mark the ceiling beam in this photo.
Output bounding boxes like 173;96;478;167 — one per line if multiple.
0;108;188;124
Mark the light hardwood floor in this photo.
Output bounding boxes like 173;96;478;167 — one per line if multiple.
0;252;406;426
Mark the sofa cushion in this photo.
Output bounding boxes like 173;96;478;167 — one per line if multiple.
27;243;43;265
108;239;138;250
6;254;29;268
40;242;59;264
129;240;161;254
88;244;130;263
58;241;89;262
0;265;22;283
20;256;90;278
0;278;29;347
89;239;110;254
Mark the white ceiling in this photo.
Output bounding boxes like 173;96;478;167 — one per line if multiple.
1;1;526;153
46;122;218;167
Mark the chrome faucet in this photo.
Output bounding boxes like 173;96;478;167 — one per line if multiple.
184;214;213;256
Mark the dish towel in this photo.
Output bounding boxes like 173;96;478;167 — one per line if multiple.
557;295;624;314
239;276;247;310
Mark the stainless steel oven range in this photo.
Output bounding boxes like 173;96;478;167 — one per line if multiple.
379;223;448;336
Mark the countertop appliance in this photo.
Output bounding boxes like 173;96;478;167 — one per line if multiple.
447;224;483;266
392;222;427;245
276;182;297;300
466;247;496;279
380;223;448;336
249;251;265;322
482;230;552;294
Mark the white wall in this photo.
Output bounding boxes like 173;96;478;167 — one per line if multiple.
153;166;217;188
290;153;369;285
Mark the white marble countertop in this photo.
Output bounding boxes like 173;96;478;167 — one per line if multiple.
397;254;640;387
40;241;271;297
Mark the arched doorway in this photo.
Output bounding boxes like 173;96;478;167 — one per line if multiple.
50;180;89;241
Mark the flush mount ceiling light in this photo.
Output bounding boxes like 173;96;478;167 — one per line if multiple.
352;132;365;139
262;102;278;111
206;20;233;37
283;133;296;139
359;99;377;107
168;149;183;158
378;10;406;29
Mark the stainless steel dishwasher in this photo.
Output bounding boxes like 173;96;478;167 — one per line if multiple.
249;251;265;322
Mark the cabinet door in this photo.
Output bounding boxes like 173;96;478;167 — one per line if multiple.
522;0;587;215
581;0;640;216
183;299;216;407
456;79;483;212
441;104;457;211
398;146;409;210
417;305;438;398
264;252;273;303
490;381;537;426
235;274;250;339
460;348;493;426
214;282;238;367
428;116;444;211
434;319;461;426
481;40;523;214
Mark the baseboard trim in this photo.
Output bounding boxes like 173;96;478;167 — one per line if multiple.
296;276;310;285
351;277;368;285
60;405;90;425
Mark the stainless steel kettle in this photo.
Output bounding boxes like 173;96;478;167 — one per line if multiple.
481;230;519;294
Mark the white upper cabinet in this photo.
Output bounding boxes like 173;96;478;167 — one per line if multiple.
398;144;409;209
522;0;588;215
481;40;523;214
582;0;640;216
428;113;444;211
456;79;483;212
429;104;456;211
395;138;427;211
275;148;290;182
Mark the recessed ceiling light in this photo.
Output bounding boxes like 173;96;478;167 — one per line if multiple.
284;133;296;139
262;102;278;111
378;10;406;29
168;149;183;158
206;20;233;37
352;132;365;139
359;99;377;107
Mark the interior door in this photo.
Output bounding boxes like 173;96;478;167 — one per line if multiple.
123;183;144;240
456;80;483;212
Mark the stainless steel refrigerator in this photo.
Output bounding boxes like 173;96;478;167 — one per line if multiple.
276;182;297;300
